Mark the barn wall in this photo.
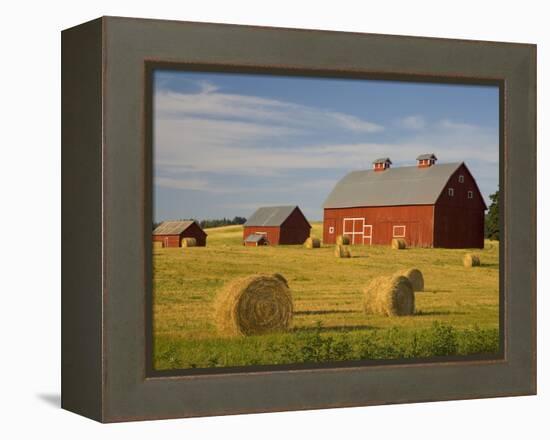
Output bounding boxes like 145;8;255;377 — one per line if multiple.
434;165;485;248
279;208;311;244
152;234;180;248
433;206;485;248
243;226;280;245
433;164;486;248
181;222;207;246
323;205;435;247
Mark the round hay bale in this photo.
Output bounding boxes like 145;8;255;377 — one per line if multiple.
153;241;164;249
391;238;407;249
304;237;321;249
395;268;424;292
363;275;415;316
181;237;197;247
334;244;351;258
336;235;351;245
214;274;293;336
272;273;288;287
463;253;481;267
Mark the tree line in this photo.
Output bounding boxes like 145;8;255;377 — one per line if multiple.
484;189;499;240
153;216;246;231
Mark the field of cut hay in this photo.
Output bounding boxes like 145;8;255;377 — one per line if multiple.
153;222;500;370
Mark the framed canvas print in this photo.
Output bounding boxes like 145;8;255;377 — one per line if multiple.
61;16;536;422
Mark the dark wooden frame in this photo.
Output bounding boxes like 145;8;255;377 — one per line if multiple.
62;16;536;422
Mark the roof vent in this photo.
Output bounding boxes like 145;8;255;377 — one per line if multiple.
372;157;392;172
416;153;437;168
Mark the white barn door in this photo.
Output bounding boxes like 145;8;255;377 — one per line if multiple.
363;224;373;245
343;218;365;244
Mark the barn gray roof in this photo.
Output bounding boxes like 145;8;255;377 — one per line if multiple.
153;220;196;235
244;205;304;227
323;162;463;209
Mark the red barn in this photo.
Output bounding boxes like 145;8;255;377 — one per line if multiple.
152;220;207;247
243;206;311;245
322;154;487;248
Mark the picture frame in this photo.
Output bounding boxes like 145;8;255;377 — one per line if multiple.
61;16;536;422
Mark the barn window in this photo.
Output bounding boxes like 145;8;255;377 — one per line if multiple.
458;175;465;183
448;187;454;196
329;226;335;234
393;225;406;237
468;190;473;199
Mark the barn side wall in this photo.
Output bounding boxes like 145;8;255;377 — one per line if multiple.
433;164;486;248
182;223;207;246
243;226;280;245
152;234;180;248
323;205;435;247
433;206;485;248
279;208;311;244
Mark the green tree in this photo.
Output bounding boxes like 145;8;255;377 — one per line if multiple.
485;189;499;240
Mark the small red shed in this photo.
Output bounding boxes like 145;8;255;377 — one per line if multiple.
322;154;487;248
243;206;311;245
153;220;207;248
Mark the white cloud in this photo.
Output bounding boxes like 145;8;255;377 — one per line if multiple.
155;176;212;192
329;112;384;132
398;115;426;130
155;132;497;176
154;79;498;212
197;80;219;94
154;84;384;134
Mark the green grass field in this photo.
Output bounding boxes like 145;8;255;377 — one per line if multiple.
153;222;500;370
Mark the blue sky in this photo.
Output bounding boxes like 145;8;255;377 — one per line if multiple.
153;70;499;222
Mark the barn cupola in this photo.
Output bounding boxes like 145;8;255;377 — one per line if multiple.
416;153;437;168
372;157;392;172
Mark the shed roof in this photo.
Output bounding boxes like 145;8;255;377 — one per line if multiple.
244;205;306;227
244;234;267;243
323;162;465;209
153;220;200;235
373;157;392;164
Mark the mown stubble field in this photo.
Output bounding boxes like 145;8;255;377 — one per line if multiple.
153;222;500;370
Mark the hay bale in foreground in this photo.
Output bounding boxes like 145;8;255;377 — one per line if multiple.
153;241;164;249
272;273;288;287
463;253;481;268
336;235;351;245
334;244;351;258
395;268;424;292
214;274;293;336
363;275;415;316
181;237;197;247
391;238;407;249
304;237;321;249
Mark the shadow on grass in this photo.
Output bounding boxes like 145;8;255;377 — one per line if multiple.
295;309;358;316
415;310;467;316
292;324;377;333
423;289;452;293
480;263;499;268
